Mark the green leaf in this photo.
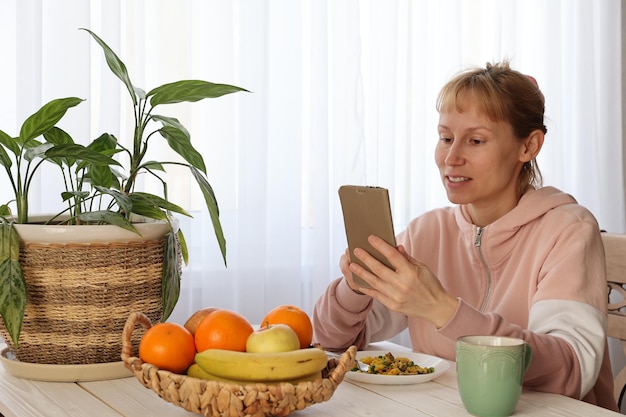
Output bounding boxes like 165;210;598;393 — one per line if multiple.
81;29;137;106
129;192;191;217
0;222;19;261
43;127;77;167
148;80;249;107
161;232;182;321
177;228;189;265
158;125;207;174
43;126;75;145
77;211;140;234
45;143;122;167
151;115;206;173
61;191;90;202
86;166;123;191
20;97;83;143
107;169;123;190
0;129;19;157
87;165;114;188
0;140;12;169
0;205;11;217
190;167;227;265
86;133;118;153
151;115;189;136
0;223;26;346
0;259;26;347
129;204;169;221
142;161;166;171
134;86;147;100
93;187;133;214
24;143;53;162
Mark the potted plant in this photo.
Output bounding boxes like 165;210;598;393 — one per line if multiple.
0;29;247;365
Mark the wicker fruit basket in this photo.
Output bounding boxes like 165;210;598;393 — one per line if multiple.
121;312;357;417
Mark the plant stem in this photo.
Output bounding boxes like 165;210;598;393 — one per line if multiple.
16;195;27;224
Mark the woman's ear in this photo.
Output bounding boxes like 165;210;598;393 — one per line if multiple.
519;129;544;162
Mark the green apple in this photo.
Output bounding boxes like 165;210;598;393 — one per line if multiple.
246;323;300;353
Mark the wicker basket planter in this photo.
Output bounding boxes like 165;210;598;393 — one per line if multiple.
0;217;175;365
122;312;357;417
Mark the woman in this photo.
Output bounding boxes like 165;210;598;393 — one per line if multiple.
312;61;617;411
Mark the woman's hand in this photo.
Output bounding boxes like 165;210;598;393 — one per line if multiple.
348;235;459;328
340;248;364;292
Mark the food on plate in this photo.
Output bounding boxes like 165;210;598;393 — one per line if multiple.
353;352;435;375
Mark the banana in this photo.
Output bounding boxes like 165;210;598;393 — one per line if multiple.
187;363;216;379
194;347;328;382
187;363;322;385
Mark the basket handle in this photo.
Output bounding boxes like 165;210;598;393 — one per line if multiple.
120;312;153;370
328;345;357;385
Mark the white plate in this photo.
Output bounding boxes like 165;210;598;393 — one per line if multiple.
0;347;132;382
344;350;450;385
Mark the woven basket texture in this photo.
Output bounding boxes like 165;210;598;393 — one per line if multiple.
122;312;357;417
0;240;164;365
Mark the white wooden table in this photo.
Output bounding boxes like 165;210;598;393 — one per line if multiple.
0;341;621;417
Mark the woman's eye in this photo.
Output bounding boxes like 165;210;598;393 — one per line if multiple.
440;137;453;144
470;138;483;145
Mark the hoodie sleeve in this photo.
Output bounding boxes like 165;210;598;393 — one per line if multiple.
312;278;372;350
439;297;605;400
312;277;408;350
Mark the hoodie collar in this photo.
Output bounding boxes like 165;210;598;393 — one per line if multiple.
454;186;578;240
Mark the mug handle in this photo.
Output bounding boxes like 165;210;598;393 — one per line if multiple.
523;342;533;374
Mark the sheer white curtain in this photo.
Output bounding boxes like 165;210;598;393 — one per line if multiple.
0;0;622;327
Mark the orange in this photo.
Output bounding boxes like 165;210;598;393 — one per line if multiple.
194;309;254;352
261;305;313;349
139;322;196;374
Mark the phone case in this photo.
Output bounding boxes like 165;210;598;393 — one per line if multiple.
338;185;396;289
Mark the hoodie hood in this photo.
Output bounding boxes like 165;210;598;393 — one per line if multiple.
455;186;577;232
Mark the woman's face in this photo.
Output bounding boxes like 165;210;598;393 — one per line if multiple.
435;97;527;226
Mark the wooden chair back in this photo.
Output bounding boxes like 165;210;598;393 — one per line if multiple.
603;232;626;409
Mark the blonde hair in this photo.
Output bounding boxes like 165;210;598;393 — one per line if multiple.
436;61;546;196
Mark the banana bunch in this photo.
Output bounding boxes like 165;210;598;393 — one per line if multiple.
187;363;322;385
193;346;328;382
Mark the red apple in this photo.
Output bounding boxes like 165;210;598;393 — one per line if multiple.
184;307;220;335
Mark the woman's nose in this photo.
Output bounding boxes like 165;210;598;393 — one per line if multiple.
444;143;463;165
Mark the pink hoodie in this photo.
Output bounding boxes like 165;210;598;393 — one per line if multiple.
313;186;617;411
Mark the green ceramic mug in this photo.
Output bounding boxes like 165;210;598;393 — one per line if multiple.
456;335;532;417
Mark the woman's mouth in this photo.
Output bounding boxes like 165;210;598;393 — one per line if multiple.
447;176;470;183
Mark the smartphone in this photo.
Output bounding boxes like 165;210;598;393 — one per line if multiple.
338;185;396;289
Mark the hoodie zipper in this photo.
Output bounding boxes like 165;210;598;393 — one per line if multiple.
474;227;491;312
